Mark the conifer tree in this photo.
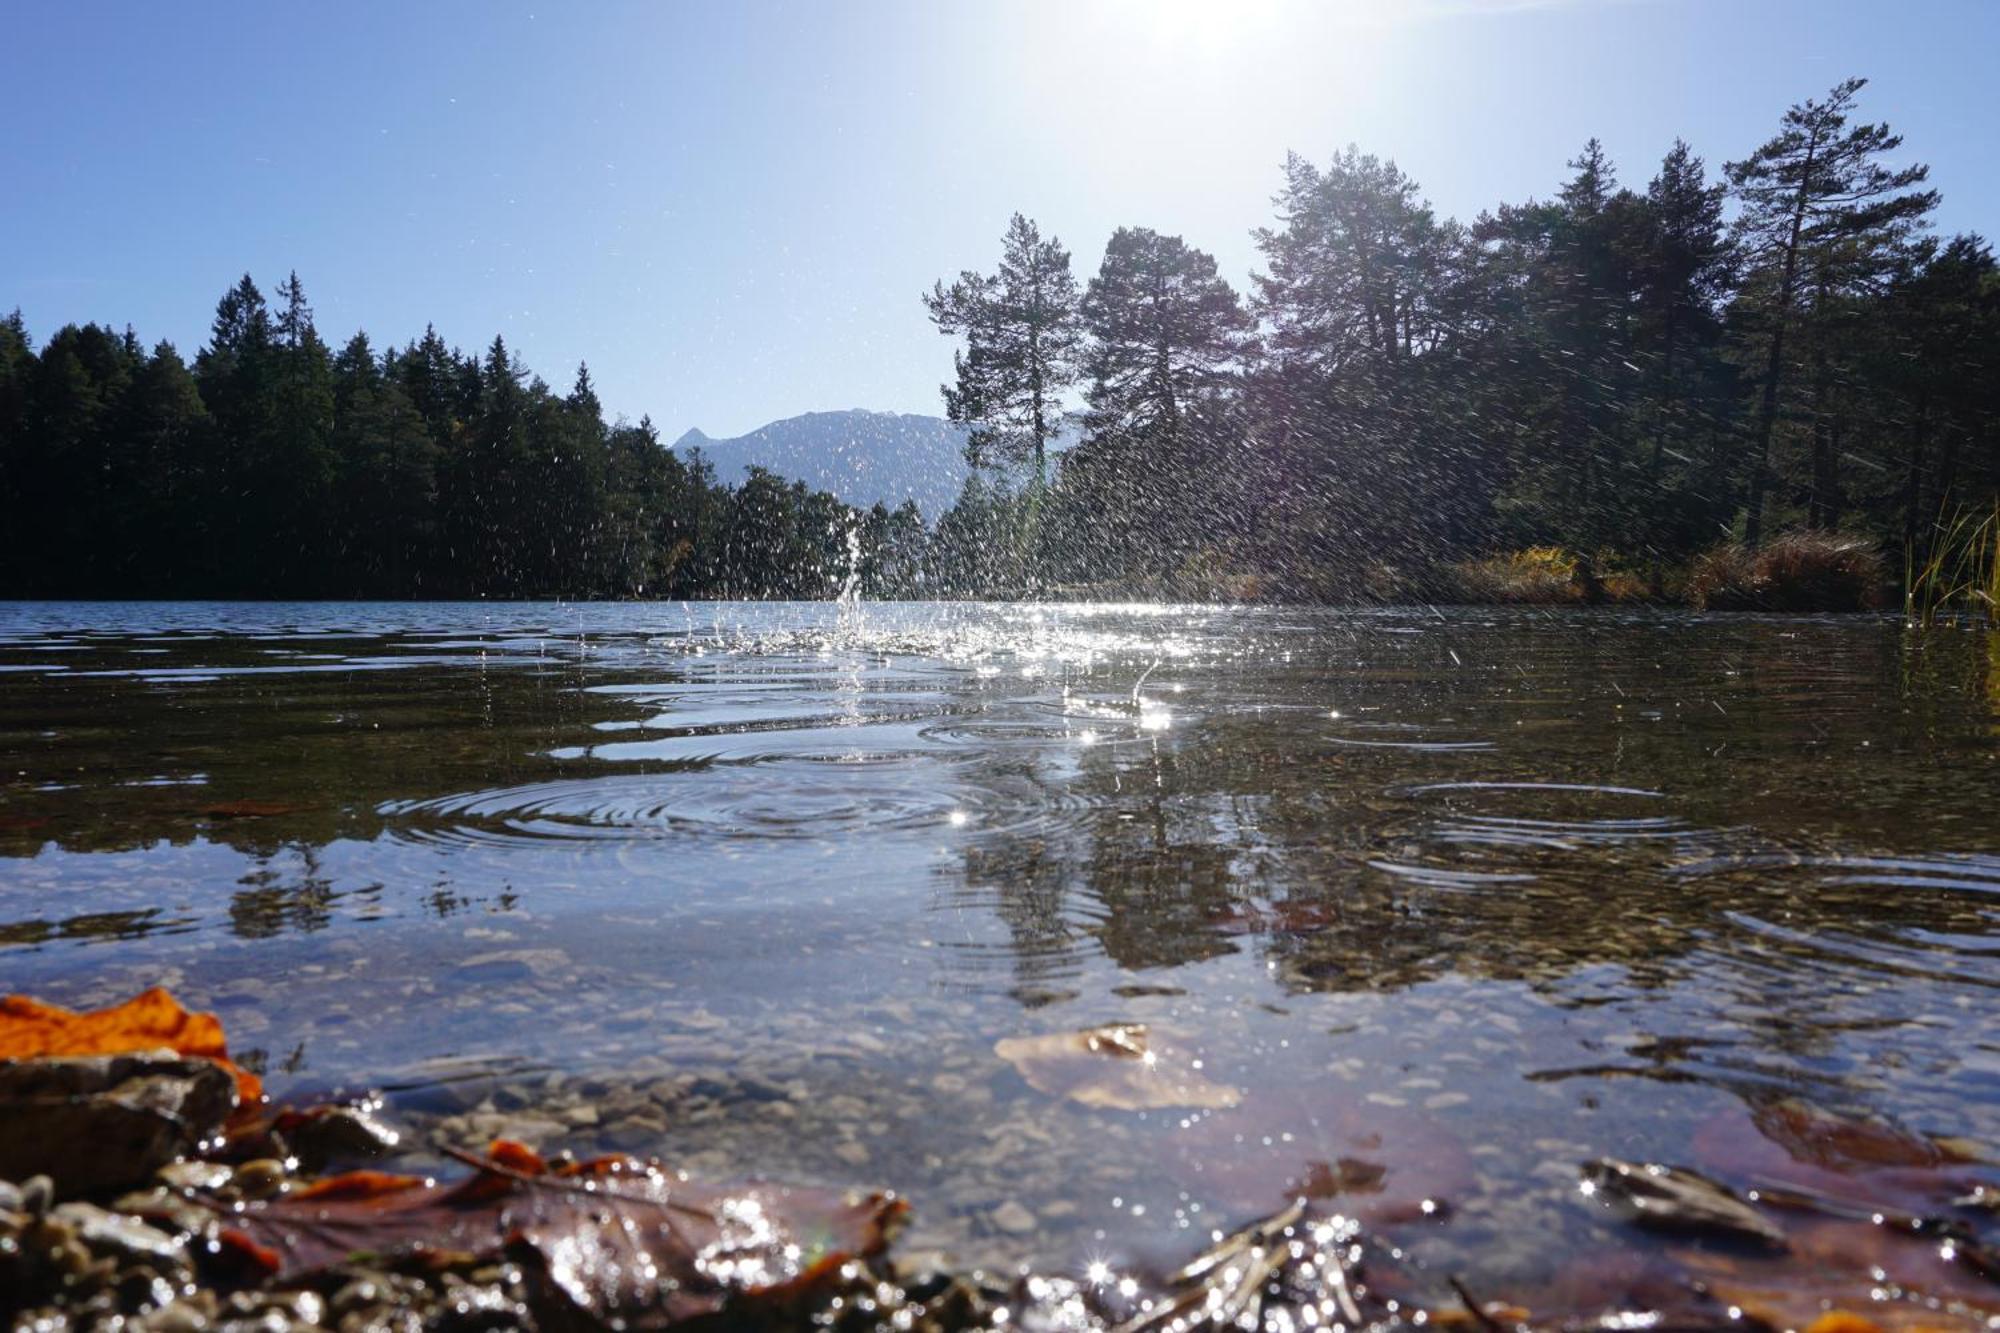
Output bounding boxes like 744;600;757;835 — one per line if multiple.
1727;77;1936;544
1077;226;1253;572
924;214;1082;488
1636;141;1730;480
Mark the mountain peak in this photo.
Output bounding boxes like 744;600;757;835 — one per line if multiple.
665;410;974;519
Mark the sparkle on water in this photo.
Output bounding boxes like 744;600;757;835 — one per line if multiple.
1;598;1997;1292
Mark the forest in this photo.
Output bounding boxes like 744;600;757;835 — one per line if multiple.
2;77;1995;603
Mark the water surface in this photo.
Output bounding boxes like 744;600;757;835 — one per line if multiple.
3;600;1997;1292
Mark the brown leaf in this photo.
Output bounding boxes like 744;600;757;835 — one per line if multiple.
214;1141;906;1329
1675;1212;2000;1330
1693;1099;1995;1222
995;1023;1241;1111
1750;1098;1982;1173
1165;1102;1473;1224
1582;1157;1786;1247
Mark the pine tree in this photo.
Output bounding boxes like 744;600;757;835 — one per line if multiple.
331;331;440;593
0;311;34;585
194;276;277;590
1249;148;1484;571
267;272;338;591
1081;228;1253;440
114;342;209;591
924;214;1082;489
1636;141;1730;479
1727;77;1936;544
1076;227;1253;572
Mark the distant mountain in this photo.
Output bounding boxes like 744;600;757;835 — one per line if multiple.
671;410;976;521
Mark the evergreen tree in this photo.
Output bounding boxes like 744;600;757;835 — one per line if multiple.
266;272;338;591
1249;148;1488;575
195;275;277;590
1727;77;1937;544
924;214;1083;488
1629;141;1734;562
0;311;35;584
113;342;209;592
1867;235;2000;558
1081;227;1253;440
330;331;440;592
1074;226;1253;574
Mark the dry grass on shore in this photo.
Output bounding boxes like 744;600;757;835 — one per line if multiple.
1689;531;1888;612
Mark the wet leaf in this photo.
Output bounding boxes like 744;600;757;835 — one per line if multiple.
1692;1100;1997;1222
1582;1158;1786;1247
1169;1102;1473;1224
1295;1156;1389;1198
1750;1099;1983;1173
213;1141;906;1329
994;1023;1241;1110
0;986;263;1107
1673;1211;2000;1331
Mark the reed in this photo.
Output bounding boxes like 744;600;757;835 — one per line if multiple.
1905;500;2000;628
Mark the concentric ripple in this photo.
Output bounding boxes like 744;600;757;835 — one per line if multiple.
379;764;971;847
1671;851;2000;896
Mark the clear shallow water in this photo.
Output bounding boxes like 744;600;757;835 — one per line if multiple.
2;600;1998;1290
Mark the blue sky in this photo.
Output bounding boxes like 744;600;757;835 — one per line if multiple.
3;0;1993;439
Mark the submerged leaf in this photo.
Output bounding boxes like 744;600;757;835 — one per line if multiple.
1674;1211;2000;1331
1167;1101;1473;1223
1750;1098;1983;1173
212;1141;906;1328
1693;1100;1998;1223
1582;1158;1786;1247
995;1023;1241;1111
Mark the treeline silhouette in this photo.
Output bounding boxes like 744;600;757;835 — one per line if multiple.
3;77;1996;602
929;77;1999;598
0;277;938;599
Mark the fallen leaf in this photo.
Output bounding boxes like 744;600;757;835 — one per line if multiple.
1750;1099;1982;1173
1295;1156;1389;1198
207;1141;905;1329
0;986;262;1107
1165;1101;1474;1224
995;1024;1241;1111
1675;1212;2000;1330
1582;1158;1786;1247
1693;1100;1997;1223
1804;1313;1885;1333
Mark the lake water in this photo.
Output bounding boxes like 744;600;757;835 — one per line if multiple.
3;601;1998;1307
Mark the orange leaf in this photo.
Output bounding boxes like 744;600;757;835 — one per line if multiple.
0;985;263;1108
1806;1316;1884;1333
288;1170;430;1203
